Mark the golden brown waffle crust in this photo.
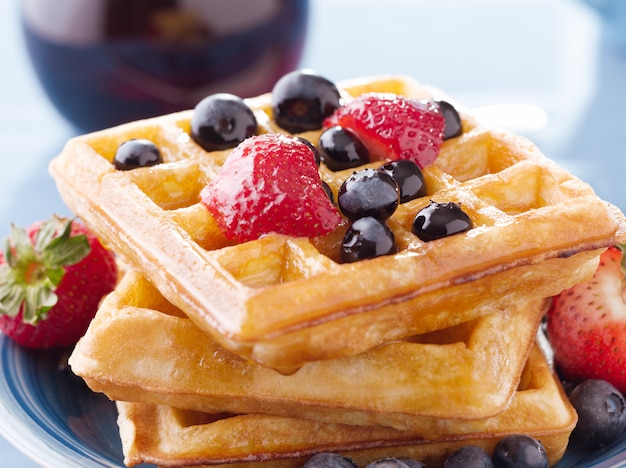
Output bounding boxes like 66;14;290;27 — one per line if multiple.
50;75;626;371
70;269;546;432
115;346;576;468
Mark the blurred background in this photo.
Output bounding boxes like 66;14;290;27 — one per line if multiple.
0;0;625;465
2;0;626;232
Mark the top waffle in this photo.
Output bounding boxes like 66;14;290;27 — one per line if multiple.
49;74;626;371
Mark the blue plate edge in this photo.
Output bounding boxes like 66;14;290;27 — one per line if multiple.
1;333;626;468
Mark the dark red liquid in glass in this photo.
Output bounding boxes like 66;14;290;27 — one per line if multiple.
21;0;309;132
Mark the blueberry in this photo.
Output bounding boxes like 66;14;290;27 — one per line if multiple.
302;452;358;468
322;180;335;204
398;460;425;468
338;169;399;221
412;200;472;242
365;458;425;468
569;379;626;447
437;100;462;140
492;435;548;468
560;379;578;396
379;160;426;203
113;138;162;170
444;446;494;468
319;126;370;171
272;70;342;133
190;93;257;152
341;216;397;263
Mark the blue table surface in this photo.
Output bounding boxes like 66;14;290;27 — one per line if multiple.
1;0;626;466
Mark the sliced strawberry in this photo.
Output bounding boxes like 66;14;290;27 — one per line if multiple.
201;134;341;243
323;93;445;169
546;246;626;393
0;216;118;349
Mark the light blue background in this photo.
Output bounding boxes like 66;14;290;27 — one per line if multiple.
1;0;625;466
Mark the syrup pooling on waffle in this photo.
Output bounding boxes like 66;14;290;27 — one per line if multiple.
70;268;546;432
50;74;626;371
115;346;576;468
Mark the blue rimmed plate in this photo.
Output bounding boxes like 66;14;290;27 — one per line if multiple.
0;335;153;468
1;332;626;468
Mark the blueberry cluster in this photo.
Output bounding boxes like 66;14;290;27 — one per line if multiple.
302;453;422;468
113;92;260;171
301;435;550;468
301;378;626;467
112;70;462;172
269;71;472;261
443;436;550;468
337;165;401;263
333;162;474;262
111;70;472;262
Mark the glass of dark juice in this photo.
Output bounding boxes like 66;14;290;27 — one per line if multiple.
21;0;309;132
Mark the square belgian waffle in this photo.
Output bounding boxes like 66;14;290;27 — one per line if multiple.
50;75;626;371
115;346;576;468
69;268;547;432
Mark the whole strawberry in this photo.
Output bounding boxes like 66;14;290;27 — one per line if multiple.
323;93;445;169
201;133;341;242
0;216;117;349
546;246;626;393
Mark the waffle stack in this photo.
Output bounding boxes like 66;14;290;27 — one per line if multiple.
114;346;576;468
74;269;577;467
52;75;626;466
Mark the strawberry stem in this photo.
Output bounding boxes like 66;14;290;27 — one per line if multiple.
0;216;91;323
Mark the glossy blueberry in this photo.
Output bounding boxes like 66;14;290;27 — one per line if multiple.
338;169;399;221
492;435;548;468
302;452;358;468
322;180;335;204
412;201;472;242
113;138;162;170
569;379;626;447
444;446;494;468
341;216;397;263
319;126;370;171
191;93;257;152
272;70;342;133
379;160;426;203
437;100;462;140
365;457;425;468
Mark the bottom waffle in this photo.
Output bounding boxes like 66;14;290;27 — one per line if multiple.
71;269;547;431
116;346;576;468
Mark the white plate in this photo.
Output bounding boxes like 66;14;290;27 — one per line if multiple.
0;333;625;468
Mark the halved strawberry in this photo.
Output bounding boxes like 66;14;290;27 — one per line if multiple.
546;246;626;393
0;216;118;348
323;93;445;169
201;134;342;243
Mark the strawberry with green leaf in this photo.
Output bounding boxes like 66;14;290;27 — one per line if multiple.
0;215;117;348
